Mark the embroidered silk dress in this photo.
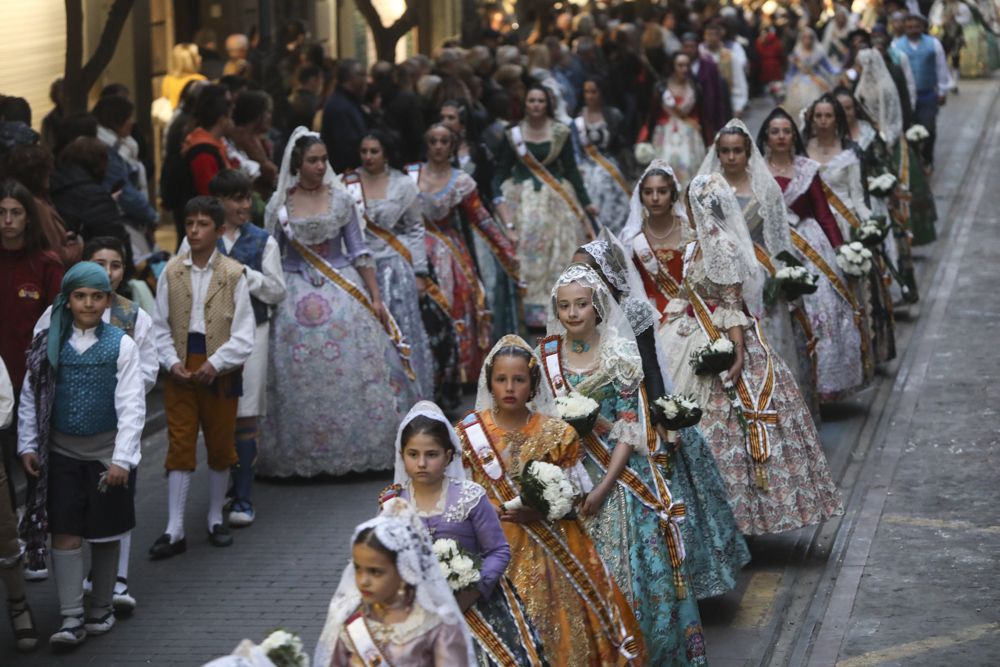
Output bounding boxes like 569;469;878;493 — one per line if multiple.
576;109;631;234
559;354;708;666
461;411;647;666
330;604;471;666
817;149;897;364
416;168;515;385
493;122;593;328
259;185;418;477
776;157;870;400
358;168;435;398
649;85;707;186
392;478;548;667
656;247;844;535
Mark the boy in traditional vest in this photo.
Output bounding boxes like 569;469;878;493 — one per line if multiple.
149;196;255;559
30;236;157;610
18;262;145;646
177;170;285;527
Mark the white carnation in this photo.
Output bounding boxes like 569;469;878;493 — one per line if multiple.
634;142;656;166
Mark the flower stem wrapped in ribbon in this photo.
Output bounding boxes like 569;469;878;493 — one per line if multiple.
502;460;578;520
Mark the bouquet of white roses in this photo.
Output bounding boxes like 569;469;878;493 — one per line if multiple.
835;242;874;276
689;337;736;376
260;630;309;667
775;265;819;300
555;391;601;437
652;394;703;430
503;460;578;521
634;142;656;167
867;173;897;198
905;124;929;143
432;539;482;592
851;217;889;248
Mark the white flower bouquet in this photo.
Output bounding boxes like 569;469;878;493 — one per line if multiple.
851;217;889;248
775;265;820;299
867;172;897;198
260;630;309;667
555;391;601;437
689;337;736;376
503;460;578;521
835;241;874;276
432;539;482;593
634;142;656;167
905;124;930;143
652;394;703;430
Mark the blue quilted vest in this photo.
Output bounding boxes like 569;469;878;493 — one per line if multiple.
51;323;125;436
895;35;938;96
219;224;270;325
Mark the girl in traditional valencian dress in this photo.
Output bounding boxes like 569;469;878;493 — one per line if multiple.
698;120;819;419
756;108;872;401
342;130;435;398
260;128;418;477
574;76;631;235
646;51;707;186
655;173;843;535
457;335;646;666
783;28;839;120
380;402;547;667
541;264;708;665
412;125;517;396
493;85;597;328
313;498;476;666
803;95;897;365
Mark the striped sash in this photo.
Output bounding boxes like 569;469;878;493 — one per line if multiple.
509;126;592;233
574;117;629;194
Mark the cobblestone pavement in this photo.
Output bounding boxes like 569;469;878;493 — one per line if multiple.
2;81;997;666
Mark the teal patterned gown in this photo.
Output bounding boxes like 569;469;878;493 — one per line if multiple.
563;363;708;666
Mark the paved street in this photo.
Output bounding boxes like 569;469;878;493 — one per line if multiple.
3;80;998;666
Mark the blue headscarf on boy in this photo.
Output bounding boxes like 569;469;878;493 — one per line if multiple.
47;261;113;369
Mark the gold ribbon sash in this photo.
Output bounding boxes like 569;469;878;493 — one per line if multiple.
632;233;681;318
343;171;415;264
346;613;394;667
509;126;591;233
682;243;777;489
574;117;629;194
538;335;688;598
424;222;492;349
457;412;639;660
820;180;862;229
278;213;416;381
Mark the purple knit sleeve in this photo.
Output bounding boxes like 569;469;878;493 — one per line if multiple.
468;495;510;598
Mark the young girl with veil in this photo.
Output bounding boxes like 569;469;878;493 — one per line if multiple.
756;108;871;402
698;120;820;419
378;401;547;666
456;335;646;666
540;264;708;665
313;498;475;666
259;127;418;477
657;173;842;535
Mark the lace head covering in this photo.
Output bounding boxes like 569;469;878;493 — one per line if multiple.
620;159;686;246
687;173;762;310
313;498;476;667
698;119;793;259
393;401;467;485
855;48;903;146
546;264;645;398
579;227;656;332
474;334;558;418
793;27;830;66
264;125;349;235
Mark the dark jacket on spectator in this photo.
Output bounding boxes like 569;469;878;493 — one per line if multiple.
321;86;367;173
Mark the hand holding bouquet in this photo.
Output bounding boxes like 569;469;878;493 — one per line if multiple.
851;217;889;248
503;460;578;521
652;394;703;430
690;337;736;376
555;391;601;437
433;539;482;593
836;242;874;276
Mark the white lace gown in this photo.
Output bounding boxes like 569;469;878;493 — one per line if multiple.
651;87;706;186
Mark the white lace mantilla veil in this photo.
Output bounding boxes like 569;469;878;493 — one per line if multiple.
620;159;687;247
264;125;352;236
393;401;467;485
312;498;476;667
547;264;649;453
855;48;904;146
686;173;762;310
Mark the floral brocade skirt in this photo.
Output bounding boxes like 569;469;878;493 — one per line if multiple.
658;307;844;535
374;251;435;398
579;155;631;235
259;265;418;477
502;178;586;328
